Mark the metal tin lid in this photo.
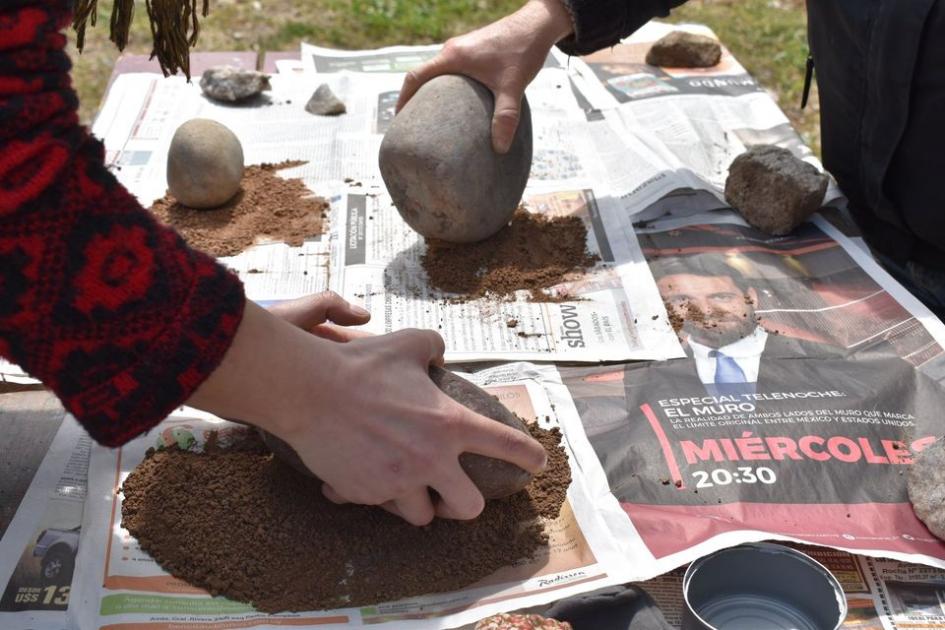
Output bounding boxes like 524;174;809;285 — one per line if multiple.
682;542;847;630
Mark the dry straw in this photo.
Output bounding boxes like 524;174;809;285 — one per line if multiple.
72;0;210;79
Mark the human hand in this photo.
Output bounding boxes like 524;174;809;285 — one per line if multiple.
396;0;573;153
266;291;372;343
188;299;548;526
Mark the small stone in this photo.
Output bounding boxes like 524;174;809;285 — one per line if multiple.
305;84;346;116
199;66;271;103
167;119;244;209
910;437;945;540
724;145;828;235
646;31;722;68
379;74;532;243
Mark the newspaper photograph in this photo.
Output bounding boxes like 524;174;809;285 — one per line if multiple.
0;417;90;630
556;210;945;580
73;364;633;630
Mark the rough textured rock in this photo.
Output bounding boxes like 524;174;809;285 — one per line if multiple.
378;74;532;243
166;119;244;209
199;66;271;103
909;437;945;540
724;144;828;235
645;31;722;68
305;83;346;116
261;366;533;499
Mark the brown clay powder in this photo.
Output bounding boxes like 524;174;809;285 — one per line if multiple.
149;161;327;257
121;424;570;613
421;209;598;300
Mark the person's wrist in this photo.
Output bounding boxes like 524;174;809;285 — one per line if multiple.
522;0;574;45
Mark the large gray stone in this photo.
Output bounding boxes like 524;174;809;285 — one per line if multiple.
909;436;945;540
199;66;271;103
305;83;346;116
166;119;244;209
378;74;532;243
646;31;722;68
724;144;828;235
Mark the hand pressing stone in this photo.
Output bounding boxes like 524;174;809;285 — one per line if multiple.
724;145;828;235
199;66;271;103
166;119;244;209
260;366;534;500
379;74;532;243
646;31;722;68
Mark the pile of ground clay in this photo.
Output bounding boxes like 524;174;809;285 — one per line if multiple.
121;424;570;613
421;208;598;300
149;161;327;257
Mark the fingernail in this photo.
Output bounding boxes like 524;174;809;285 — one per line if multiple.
352;305;370;317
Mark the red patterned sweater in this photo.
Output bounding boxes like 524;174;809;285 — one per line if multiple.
0;0;245;446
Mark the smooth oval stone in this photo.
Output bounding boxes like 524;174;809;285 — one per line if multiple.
166;118;244;209
260;366;534;500
378;74;532;244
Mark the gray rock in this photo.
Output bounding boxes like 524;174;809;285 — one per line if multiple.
909;437;945;540
199;66;271;103
167;119;244;209
646;31;722;68
724;144;828;235
378;74;532;243
305;83;346;116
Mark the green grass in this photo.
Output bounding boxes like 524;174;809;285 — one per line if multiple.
69;0;818;154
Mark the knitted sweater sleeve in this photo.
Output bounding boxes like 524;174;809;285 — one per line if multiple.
556;0;688;56
0;0;245;446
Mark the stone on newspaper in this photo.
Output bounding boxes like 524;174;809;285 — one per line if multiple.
724;144;828;235
646;31;722;68
199;66;271;103
167;119;244;209
378;74;532;243
909;437;945;540
305;83;346;116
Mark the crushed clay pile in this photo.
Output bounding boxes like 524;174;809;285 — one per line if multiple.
121;424;570;613
421;208;598;300
149;161;327;257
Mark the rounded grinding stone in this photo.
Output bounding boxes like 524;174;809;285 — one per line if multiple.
378;74;532;244
909;436;945;540
167;118;244;209
260;366;535;500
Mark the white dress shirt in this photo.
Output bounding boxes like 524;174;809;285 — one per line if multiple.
687;326;769;386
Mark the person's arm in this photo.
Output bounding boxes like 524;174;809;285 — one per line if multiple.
397;0;686;153
1;0;546;526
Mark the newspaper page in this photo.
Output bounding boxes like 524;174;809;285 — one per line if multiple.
74;364;634;630
0;417;90;630
553;209;945;587
558;21;843;220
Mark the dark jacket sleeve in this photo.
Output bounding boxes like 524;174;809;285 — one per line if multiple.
0;0;245;446
557;0;689;55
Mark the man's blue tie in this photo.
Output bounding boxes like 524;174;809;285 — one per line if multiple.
709;350;754;396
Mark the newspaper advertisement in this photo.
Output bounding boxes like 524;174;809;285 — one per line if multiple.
0;417;90;630
73;364;634;630
555;210;945;583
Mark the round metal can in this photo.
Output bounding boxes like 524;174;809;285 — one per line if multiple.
682;542;847;629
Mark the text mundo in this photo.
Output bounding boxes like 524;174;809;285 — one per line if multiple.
680;432;935;466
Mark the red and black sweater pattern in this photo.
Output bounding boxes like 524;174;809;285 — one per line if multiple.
0;0;245;446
